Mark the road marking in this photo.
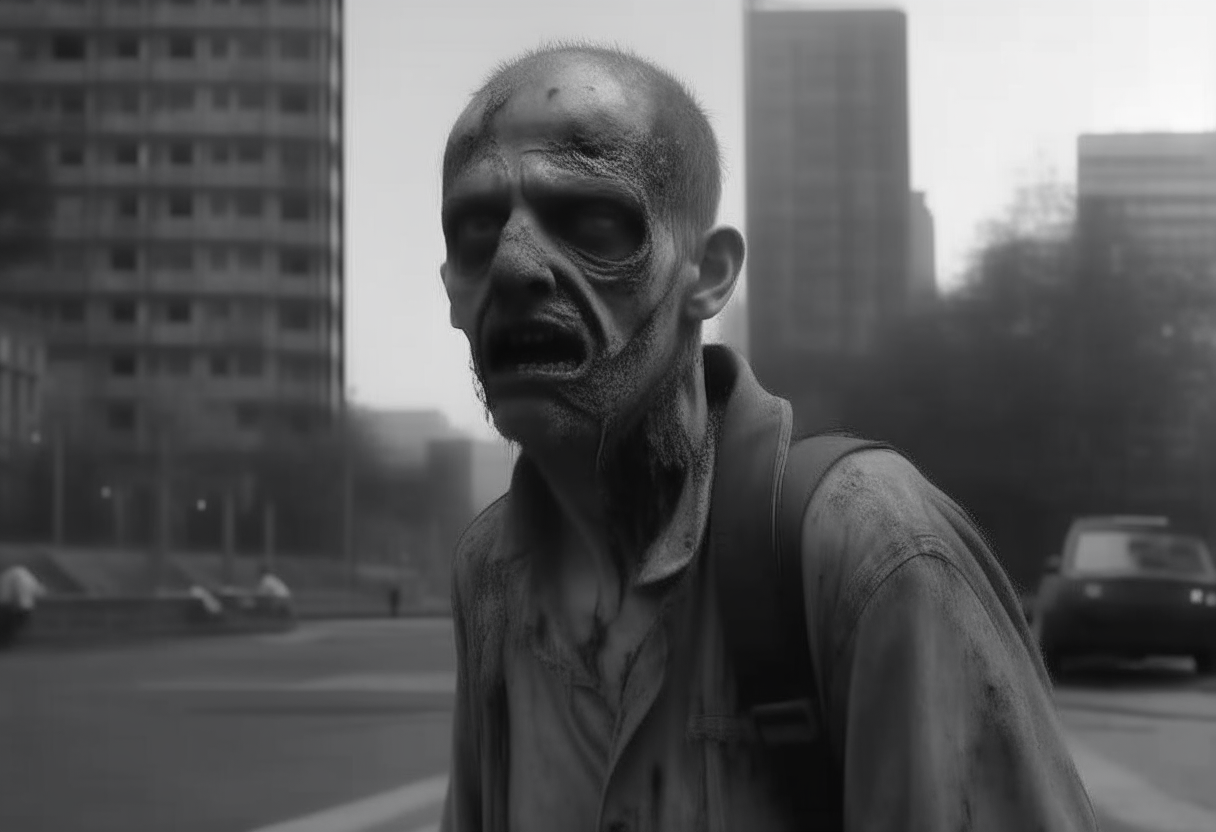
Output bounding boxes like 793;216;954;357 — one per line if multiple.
137;671;457;694
246;775;448;832
1069;735;1216;831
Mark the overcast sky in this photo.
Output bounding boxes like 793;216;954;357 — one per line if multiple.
344;0;1216;438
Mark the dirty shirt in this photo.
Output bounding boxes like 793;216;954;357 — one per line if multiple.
440;347;1098;832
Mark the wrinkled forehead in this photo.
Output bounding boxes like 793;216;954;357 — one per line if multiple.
444;59;659;193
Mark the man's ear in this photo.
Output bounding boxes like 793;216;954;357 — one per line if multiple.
684;226;745;323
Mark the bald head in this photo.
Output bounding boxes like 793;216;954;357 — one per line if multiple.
443;43;723;247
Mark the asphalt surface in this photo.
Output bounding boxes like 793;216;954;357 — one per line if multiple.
1;619;1214;832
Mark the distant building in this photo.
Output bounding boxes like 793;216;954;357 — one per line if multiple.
1077;132;1216;279
423;435;515;596
350;408;459;470
0;0;345;453
0;312;44;456
744;4;911;428
0;312;44;528
908;191;938;309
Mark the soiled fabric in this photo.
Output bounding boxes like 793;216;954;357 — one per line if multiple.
440;346;1098;832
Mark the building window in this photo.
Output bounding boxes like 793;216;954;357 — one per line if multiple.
113;37;141;59
280;143;312;172
167;37;195;60
236;141;264;163
238;245;262;269
235;352;263;377
111;301;137;323
51;34;87;61
237;35;265;59
210;247;229;270
237;88;265;110
58;145;84;165
114;143;140;165
279;89;311;114
279;34;311;59
60;91;86;115
279;302;312;331
156;247;193;272
110;248;138;271
280;195;310;221
167;194;193;218
107;403;137;432
211;87;231;110
206;299;231;320
168;143;193;165
210;194;229;216
235;193;262;218
58;300;85;322
210;36;229;58
165;300;192;323
116;194;140;218
210;142;230;163
160;353;192;376
158;88;194;111
105;89;141;113
279;249;311;277
209;355;231;377
110;354;138;376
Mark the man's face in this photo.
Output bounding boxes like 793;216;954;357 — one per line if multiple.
441;57;695;446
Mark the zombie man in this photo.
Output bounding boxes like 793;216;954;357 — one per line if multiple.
437;43;1097;832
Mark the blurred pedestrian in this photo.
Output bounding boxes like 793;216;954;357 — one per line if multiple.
255;567;293;618
0;564;45;648
388;585;401;618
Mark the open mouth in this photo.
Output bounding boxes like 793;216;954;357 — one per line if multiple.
484;320;588;377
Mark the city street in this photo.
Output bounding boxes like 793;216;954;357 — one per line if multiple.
2;619;1215;832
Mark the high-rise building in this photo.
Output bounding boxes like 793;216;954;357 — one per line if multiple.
1077;132;1216;279
0;0;344;454
908;190;937;309
744;3;910;425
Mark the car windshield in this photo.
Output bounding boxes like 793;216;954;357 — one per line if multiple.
1071;530;1216;578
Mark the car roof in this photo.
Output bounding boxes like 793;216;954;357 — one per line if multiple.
1070;515;1171;531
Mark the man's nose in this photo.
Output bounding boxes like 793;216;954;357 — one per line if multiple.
486;215;557;305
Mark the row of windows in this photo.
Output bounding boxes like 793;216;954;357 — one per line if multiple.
42;296;330;330
94;349;330;381
47;137;336;169
99;397;330;437
6;85;329;117
1;0;319;10
43;244;333;277
55;191;330;223
50;137;335;170
23;31;330;62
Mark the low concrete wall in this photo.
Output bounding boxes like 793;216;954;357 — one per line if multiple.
21;594;293;647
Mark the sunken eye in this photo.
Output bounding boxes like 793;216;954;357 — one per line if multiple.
555;201;643;261
450;211;504;269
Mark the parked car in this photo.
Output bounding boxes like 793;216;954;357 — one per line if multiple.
1031;515;1216;677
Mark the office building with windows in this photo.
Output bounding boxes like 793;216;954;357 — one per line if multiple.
1077;132;1216;281
0;0;343;453
744;3;910;428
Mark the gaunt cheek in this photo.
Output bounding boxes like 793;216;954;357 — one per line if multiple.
441;268;484;333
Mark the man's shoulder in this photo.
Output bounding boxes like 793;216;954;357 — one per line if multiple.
801;446;968;603
451;495;512;591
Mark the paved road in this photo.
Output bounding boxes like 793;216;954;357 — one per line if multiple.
1;620;1214;832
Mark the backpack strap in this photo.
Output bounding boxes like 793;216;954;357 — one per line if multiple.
727;432;892;746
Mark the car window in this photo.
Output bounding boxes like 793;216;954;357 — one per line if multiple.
1071;530;1216;578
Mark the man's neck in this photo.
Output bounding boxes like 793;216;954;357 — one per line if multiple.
524;349;710;595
